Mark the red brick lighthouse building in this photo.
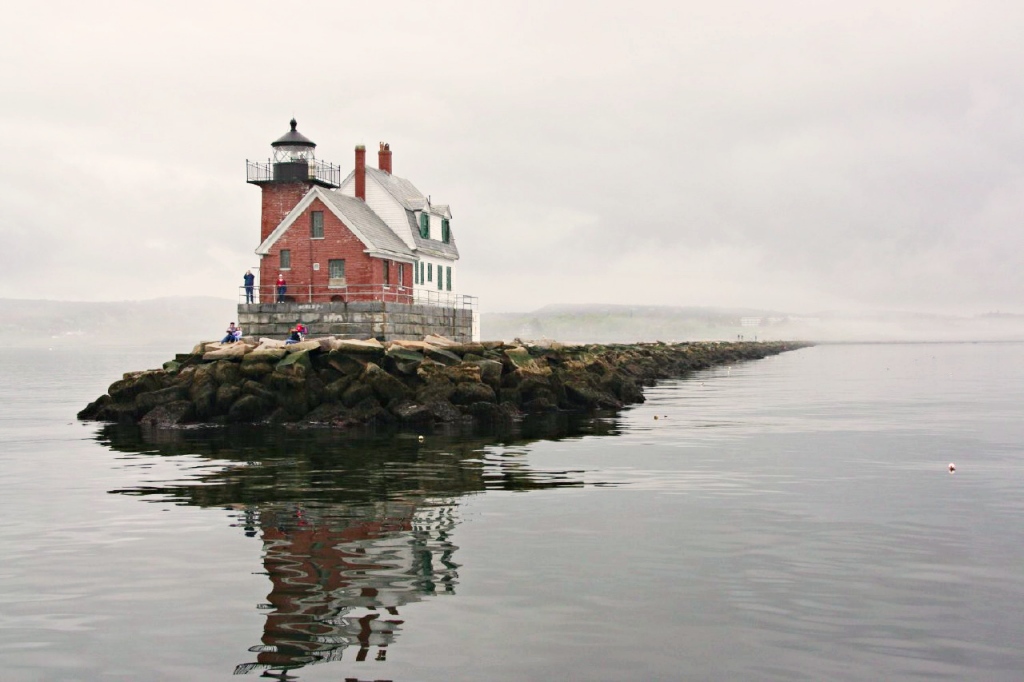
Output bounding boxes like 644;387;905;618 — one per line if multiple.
241;120;475;341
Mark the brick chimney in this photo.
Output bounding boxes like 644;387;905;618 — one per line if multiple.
378;142;392;175
354;145;366;200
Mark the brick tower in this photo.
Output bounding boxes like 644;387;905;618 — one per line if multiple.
246;119;341;244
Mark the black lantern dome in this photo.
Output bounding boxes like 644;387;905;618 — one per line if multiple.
246;119;341;188
271;119;316;164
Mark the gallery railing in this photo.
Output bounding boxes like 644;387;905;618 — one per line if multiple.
239;284;477;310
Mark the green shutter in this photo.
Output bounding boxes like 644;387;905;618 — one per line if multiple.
427;263;432;282
446;266;451;291
442;219;450;243
419;213;429;238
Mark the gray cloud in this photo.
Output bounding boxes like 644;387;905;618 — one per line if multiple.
2;0;1022;314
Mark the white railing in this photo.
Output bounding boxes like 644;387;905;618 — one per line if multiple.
239;284;477;310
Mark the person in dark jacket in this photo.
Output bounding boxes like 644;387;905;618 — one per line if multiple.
243;270;255;303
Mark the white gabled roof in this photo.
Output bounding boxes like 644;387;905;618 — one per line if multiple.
255;186;415;261
338;166;460;261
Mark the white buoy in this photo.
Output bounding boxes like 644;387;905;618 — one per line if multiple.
948;463;956;473
418;435;425;443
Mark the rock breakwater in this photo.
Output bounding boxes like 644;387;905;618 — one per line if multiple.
78;337;808;428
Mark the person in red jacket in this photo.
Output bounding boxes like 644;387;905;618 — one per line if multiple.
276;274;287;303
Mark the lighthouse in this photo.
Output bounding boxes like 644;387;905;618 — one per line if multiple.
239;119;477;342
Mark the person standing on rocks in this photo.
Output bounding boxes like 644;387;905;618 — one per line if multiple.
276;273;287;303
243;270;255;303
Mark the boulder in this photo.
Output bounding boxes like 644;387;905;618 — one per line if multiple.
341;382;375;408
245;348;287;362
426;399;462;422
227;394;270;423
349;396;394;425
77;394;111;420
276;350;312;373
362;362;411;405
323;376;354;402
463;401;503;420
451;382;496;406
384;347;425;375
389;399;435;425
240;361;274;379
108;370;166;403
522;396;558;413
332;338;384;352
503;347;551;376
390;340;434;351
240;379;276;403
190;382;217;420
303;402;354;425
284;340;321;354
203;343;247;361
215;384;242;413
135;386;188;414
213;360;242;385
139;400;194;427
472;359;503;388
447;342;485;356
563;379;621;410
423;334;457;347
424;346;463;366
264;370;306;391
327;351;369;376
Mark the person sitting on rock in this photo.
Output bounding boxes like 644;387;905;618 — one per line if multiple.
295;323;308;339
221;322;242;344
285;327;302;345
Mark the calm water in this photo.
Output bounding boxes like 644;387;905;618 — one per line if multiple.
2;343;1023;681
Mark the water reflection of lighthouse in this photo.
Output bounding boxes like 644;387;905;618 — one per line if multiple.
235;497;461;674
97;421;608;677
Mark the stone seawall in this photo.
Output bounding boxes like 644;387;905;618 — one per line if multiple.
237;301;475;342
78;337;809;428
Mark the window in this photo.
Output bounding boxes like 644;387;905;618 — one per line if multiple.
280;249;291;270
427;263;432;282
419;213;429;238
311;211;324;239
446;266;452;291
441;218;450;243
328;259;346;287
398;263;405;286
382;259;390;285
414;261;419;284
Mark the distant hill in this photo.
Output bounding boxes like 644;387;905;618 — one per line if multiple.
480;304;1024;343
0;297;236;347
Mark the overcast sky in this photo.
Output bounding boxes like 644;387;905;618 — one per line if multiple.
2;1;1022;314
